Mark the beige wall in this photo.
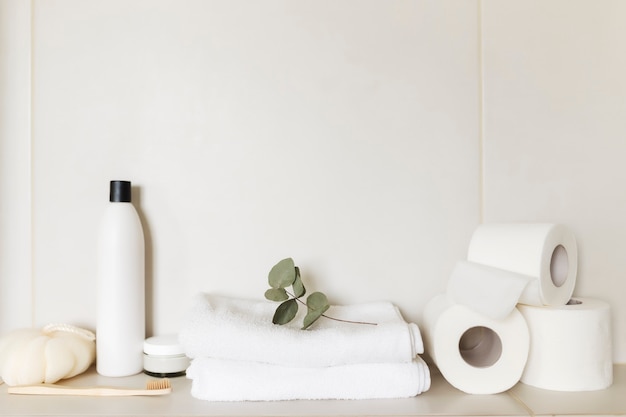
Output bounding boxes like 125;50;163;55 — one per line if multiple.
0;0;32;332
1;0;624;362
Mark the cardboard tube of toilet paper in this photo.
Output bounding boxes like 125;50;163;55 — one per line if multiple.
423;294;529;394
518;298;612;391
467;223;577;306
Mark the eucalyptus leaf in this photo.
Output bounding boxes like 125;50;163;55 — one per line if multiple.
302;304;330;330
302;292;330;329
306;291;329;310
292;267;306;298
264;288;288;302
272;299;299;325
268;258;296;289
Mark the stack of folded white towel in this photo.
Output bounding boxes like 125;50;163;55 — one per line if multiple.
179;293;430;401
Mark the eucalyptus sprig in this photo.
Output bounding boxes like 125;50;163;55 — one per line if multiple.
264;258;377;330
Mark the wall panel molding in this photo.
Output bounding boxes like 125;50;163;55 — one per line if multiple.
0;0;33;332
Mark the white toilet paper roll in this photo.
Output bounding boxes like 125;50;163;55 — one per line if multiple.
447;261;533;320
423;295;529;394
467;223;577;306
518;298;612;391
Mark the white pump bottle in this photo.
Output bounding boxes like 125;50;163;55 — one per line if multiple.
96;180;145;376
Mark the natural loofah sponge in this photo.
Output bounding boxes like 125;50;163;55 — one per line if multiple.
0;323;95;386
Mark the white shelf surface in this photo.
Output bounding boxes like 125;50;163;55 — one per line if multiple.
1;365;625;416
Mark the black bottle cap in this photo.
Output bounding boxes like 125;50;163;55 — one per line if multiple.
109;180;132;202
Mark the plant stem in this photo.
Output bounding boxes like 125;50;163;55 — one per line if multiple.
287;291;377;326
320;315;378;326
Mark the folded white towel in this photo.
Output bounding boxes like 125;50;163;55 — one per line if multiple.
187;356;430;401
179;293;423;367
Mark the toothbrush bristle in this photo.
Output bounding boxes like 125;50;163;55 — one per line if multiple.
147;378;171;390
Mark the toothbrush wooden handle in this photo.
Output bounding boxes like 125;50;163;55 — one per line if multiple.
8;384;170;396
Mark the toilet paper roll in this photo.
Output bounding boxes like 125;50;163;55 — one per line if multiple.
518;298;612;391
447;261;533;320
467;223;577;307
423;294;529;394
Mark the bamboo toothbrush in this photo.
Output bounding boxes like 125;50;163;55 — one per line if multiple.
8;378;172;396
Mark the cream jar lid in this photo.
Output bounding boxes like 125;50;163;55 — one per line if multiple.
143;335;184;356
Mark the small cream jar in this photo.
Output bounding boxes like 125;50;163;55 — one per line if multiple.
143;335;189;378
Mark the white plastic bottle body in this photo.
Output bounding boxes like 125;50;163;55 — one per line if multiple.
97;200;145;377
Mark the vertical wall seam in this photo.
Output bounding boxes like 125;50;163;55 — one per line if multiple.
29;0;35;327
477;0;485;224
